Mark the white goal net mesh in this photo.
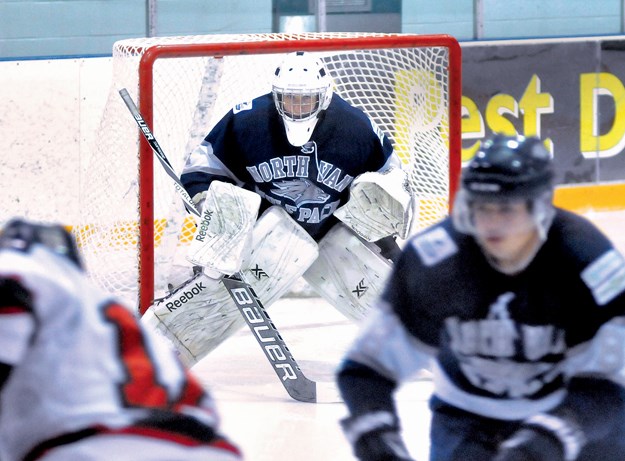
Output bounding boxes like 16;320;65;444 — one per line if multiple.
76;32;461;309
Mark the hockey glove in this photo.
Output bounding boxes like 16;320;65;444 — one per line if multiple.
494;413;586;461
340;411;414;461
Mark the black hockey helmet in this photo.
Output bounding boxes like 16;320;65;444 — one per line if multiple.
462;134;554;200
0;219;83;269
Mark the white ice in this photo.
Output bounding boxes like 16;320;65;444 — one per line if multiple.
193;296;433;461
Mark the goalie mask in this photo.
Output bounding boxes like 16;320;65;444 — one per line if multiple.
272;51;333;146
452;134;556;241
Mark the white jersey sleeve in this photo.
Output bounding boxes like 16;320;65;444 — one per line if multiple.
343;301;435;382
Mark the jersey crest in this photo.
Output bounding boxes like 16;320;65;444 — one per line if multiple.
270;179;330;206
445;291;567;398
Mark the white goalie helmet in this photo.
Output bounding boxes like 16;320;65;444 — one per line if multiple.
272;51;333;146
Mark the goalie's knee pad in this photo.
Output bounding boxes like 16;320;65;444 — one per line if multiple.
239;206;318;305
144;206;318;367
303;223;393;321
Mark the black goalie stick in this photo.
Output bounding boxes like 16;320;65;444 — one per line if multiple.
119;88;336;403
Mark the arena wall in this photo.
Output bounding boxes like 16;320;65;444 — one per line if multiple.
4;37;625;229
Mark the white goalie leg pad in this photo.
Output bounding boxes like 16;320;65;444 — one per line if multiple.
143;206;318;367
334;168;414;241
186;180;261;275
303;223;393;322
241;206;319;305
143;272;238;367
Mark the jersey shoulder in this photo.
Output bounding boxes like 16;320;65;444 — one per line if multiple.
389;218;476;308
327;95;378;130
404;217;478;268
549;208;625;307
325;95;392;154
232;92;274;115
207;93;279;145
549;208;615;263
408;219;461;267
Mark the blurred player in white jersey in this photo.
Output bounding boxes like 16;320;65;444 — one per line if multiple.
336;134;625;461
0;219;242;461
143;51;415;367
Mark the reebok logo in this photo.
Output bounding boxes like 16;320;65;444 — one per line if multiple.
195;209;214;242
164;281;206;312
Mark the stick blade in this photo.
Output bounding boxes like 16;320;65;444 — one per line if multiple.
223;274;321;403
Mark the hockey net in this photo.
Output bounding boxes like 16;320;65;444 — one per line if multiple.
76;32;462;312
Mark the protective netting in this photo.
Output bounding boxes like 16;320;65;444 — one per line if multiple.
76;32;460;308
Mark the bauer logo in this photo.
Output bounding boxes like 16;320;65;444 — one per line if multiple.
195;209;214;243
162;281;206;312
229;285;298;381
133;114;155;140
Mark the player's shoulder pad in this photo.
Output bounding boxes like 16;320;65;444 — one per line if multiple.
233;100;254;114
409;224;458;267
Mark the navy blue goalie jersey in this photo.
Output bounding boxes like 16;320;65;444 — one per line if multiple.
181;92;395;240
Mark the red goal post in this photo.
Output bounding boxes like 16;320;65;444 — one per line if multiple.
77;32;462;313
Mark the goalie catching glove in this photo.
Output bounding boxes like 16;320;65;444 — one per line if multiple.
340;411;414;461
334;167;414;242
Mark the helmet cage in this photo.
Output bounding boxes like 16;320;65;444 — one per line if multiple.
273;88;327;122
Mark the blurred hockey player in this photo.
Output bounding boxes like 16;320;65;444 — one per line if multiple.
144;51;414;366
0;219;242;461
336;134;625;461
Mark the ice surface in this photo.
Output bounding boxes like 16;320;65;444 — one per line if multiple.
193;296;433;461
